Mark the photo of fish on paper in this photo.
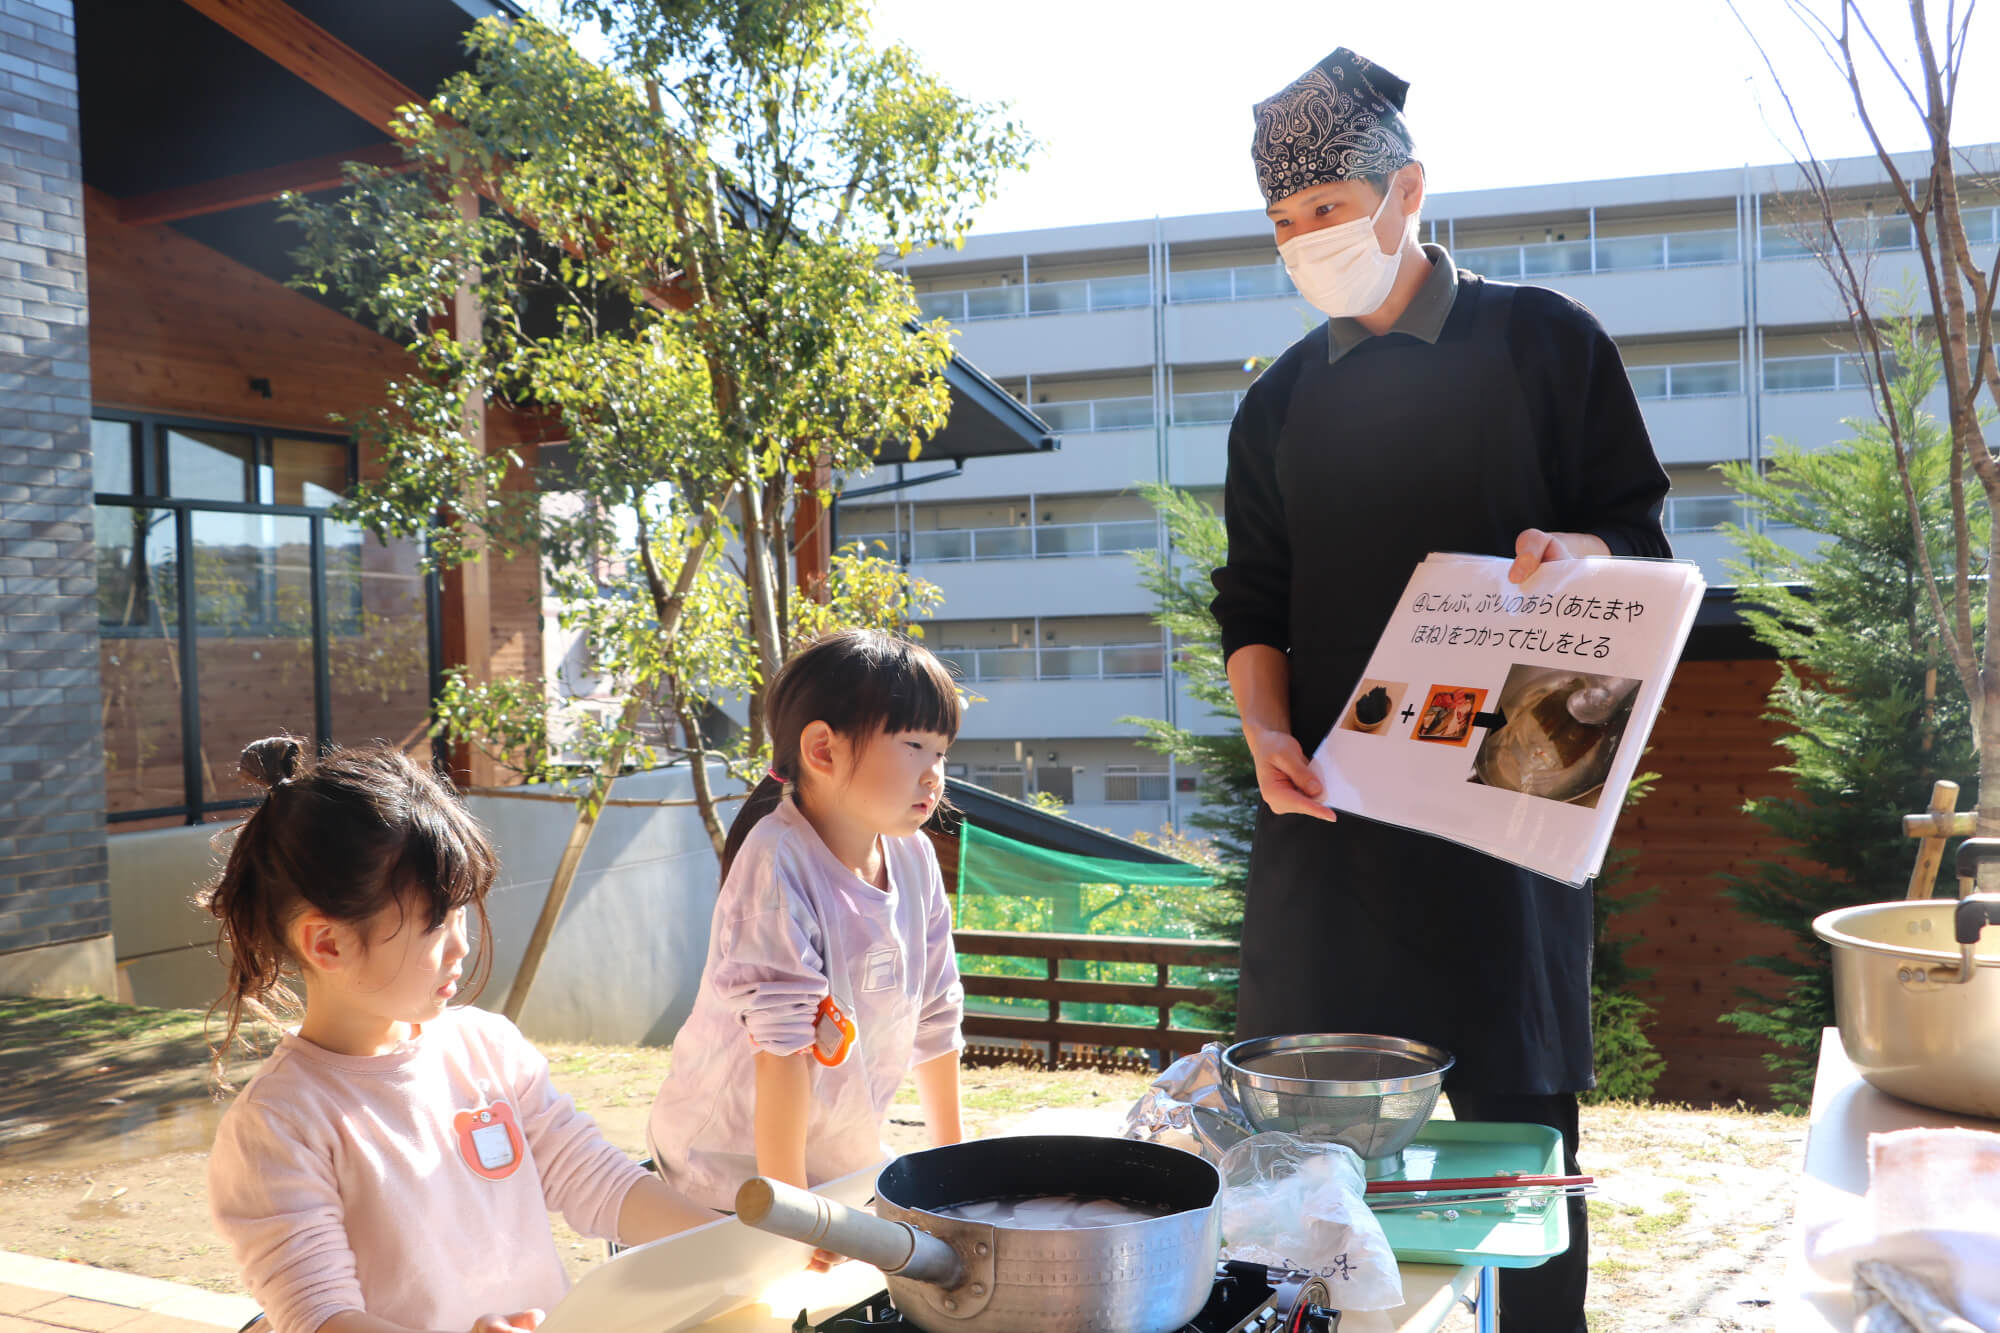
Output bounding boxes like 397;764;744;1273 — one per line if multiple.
1469;666;1641;808
1411;684;1488;747
1339;679;1408;736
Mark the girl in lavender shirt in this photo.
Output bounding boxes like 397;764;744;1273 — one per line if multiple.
203;739;715;1333
647;630;967;1235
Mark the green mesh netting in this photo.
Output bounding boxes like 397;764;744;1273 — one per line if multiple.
953;822;1219;1029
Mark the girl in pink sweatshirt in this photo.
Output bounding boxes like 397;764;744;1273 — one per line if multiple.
647;630;967;1223
203;738;715;1333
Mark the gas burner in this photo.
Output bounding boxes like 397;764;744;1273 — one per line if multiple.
794;1261;1339;1333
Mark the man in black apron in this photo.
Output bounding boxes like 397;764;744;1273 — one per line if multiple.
1209;49;1671;1333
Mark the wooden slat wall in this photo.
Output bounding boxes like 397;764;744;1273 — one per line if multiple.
1609;658;1801;1107
84;191;542;766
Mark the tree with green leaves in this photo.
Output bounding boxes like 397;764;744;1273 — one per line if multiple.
286;7;1030;837
1732;2;1999;871
1719;316;1987;1110
1124;484;1258;1029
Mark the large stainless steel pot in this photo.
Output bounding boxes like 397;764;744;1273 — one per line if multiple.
1813;839;2000;1117
736;1135;1221;1333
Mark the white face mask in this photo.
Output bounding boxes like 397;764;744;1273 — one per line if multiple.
1278;187;1407;319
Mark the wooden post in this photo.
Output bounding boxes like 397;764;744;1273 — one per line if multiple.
436;188;499;789
792;454;833;604
1904;779;1961;900
1046;956;1060;1069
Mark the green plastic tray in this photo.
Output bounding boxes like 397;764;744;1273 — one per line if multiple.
1373;1120;1569;1268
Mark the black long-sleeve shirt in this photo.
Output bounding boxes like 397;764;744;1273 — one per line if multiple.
1209;252;1671;1092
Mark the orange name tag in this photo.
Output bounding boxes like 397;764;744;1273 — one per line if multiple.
812;994;857;1067
453;1099;524;1180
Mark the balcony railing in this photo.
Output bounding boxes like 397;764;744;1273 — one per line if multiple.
1759;204;2000;261
938;642;1167;683
915;273;1152;323
897;518;1159;565
1167;262;1292;305
1169;389;1246;425
1663;495;1750;534
1033;395;1154;434
1458;226;1740;280
1762;352;1900;393
1628;360;1743;401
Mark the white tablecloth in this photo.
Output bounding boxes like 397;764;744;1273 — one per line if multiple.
690;1106;1479;1333
1776;1029;2000;1331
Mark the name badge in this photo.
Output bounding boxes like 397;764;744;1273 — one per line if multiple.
453;1099;524;1180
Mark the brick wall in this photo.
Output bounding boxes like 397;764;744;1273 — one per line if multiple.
0;0;107;961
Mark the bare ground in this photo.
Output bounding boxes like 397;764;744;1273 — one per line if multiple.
0;998;1803;1330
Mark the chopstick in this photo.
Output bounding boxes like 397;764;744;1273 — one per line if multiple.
1365;1173;1593;1195
1368;1186;1595;1212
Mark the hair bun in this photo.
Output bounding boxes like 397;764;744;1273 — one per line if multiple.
240;736;304;791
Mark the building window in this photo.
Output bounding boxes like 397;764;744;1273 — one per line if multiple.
1034;765;1076;804
1105;766;1170;803
972;763;1027;800
92;412;434;829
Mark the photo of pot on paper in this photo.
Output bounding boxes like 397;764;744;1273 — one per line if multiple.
1469;665;1642;808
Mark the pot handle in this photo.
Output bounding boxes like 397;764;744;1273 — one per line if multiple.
1953;837;2000;896
735;1176;964;1288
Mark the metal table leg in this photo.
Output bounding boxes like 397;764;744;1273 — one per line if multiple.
1475;1266;1498;1333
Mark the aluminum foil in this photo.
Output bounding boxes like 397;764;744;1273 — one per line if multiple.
1120;1041;1256;1163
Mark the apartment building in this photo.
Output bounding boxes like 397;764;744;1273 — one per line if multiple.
836;147;2000;840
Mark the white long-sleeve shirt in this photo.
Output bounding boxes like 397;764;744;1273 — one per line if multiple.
647;795;965;1210
208;1006;647;1333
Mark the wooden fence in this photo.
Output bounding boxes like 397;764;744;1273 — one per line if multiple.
952;928;1238;1068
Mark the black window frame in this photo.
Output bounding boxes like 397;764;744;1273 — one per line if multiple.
92;410;441;826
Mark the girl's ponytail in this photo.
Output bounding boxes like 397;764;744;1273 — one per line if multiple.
719;772;788;882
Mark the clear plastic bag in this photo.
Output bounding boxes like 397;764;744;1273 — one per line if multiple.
1120;1041;1255;1163
1217;1132;1404;1312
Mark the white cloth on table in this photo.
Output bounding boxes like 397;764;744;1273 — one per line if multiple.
1803;1126;2000;1331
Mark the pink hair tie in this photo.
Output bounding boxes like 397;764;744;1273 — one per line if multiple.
767;768;785;784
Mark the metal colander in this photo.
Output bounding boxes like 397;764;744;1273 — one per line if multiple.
1222;1034;1454;1178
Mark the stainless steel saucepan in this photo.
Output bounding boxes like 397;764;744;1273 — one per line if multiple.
1814;837;2000;1117
735;1135;1221;1333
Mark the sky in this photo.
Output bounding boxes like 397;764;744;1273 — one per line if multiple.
523;1;2000;238
857;0;2000;235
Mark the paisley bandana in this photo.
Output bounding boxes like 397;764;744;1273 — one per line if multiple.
1252;48;1416;207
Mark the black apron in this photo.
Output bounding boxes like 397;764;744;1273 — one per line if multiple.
1232;277;1595;1095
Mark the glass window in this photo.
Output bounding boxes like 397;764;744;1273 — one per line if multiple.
1106;768;1170;803
325;523;431;752
191;512;317;803
973;764;1026;799
92;419;137;495
272;437;351;507
97;504;187;818
916;291;964;322
166;428;256;503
